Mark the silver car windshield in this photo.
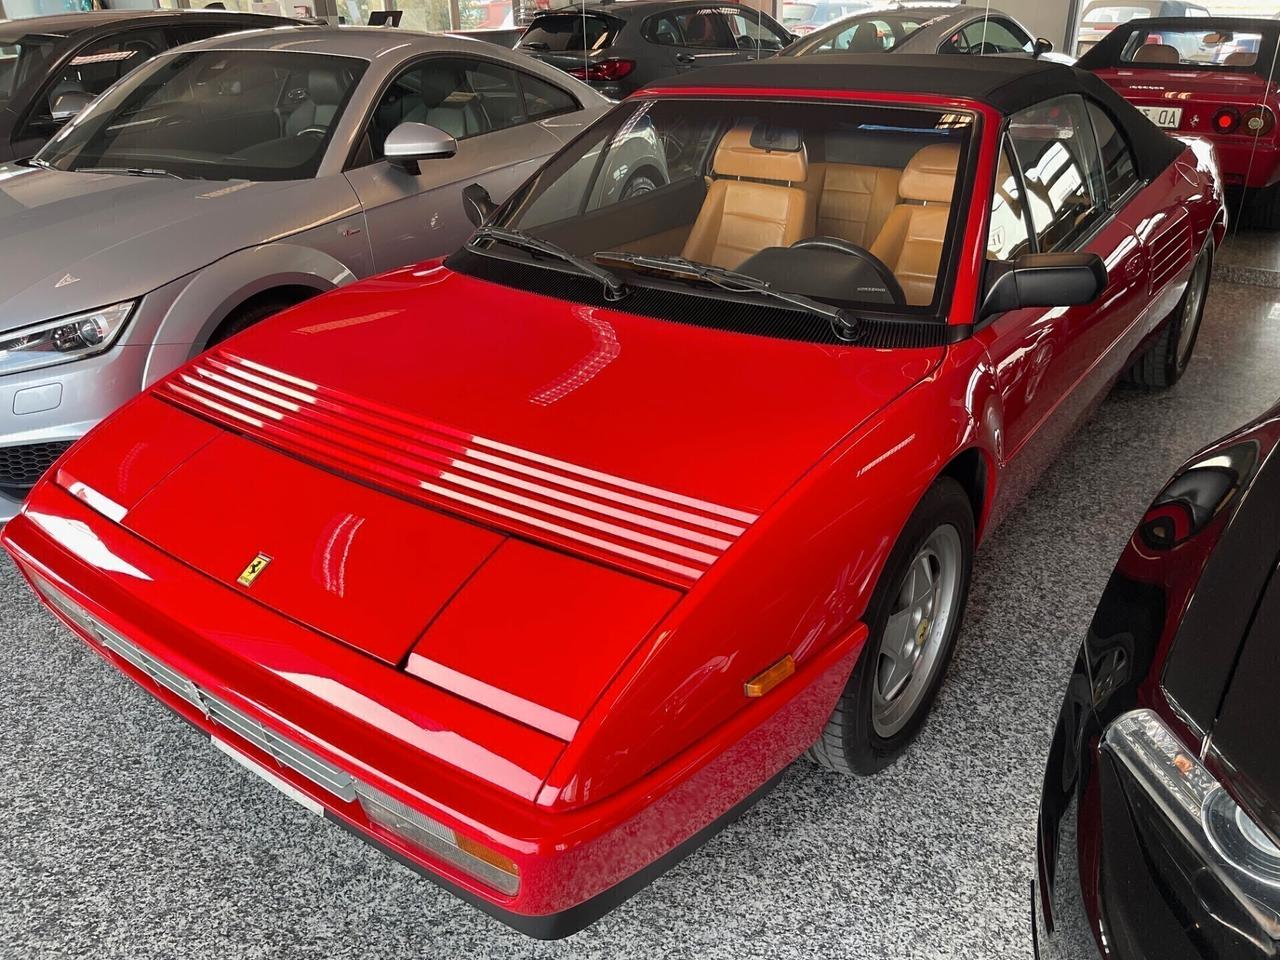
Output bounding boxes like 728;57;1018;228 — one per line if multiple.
495;97;974;314
37;50;368;181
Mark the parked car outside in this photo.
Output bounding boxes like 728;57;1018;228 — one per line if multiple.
1074;0;1211;57
0;55;1224;938
1079;17;1280;225
0;9;299;163
782;0;874;36
515;0;792;99
784;4;1072;63
0;26;608;519
1035;401;1280;960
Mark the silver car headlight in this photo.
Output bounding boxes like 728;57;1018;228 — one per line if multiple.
0;301;135;376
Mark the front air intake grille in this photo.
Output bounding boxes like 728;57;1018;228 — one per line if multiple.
0;440;72;496
31;571;357;802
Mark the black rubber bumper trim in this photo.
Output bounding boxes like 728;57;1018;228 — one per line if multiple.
327;769;786;940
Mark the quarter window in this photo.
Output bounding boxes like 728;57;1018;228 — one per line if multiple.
988;141;1034;261
1087;100;1139;203
520;71;576;120
1008;95;1106;252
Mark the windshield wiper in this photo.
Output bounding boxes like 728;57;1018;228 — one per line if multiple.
470;225;629;300
594;251;859;342
76;165;186;180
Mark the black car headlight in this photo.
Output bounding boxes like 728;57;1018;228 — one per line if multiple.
1104;709;1280;936
0;301;135;376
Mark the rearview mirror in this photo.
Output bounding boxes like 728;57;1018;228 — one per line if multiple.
1032;37;1053;58
462;182;497;227
980;253;1107;319
50;90;94;124
385;121;456;176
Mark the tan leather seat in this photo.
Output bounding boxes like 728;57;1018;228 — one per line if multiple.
682;124;815;269
1225;50;1257;67
812;163;901;248
1132;43;1179;64
870;142;960;306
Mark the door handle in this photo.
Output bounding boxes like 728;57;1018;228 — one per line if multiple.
675;53;697;63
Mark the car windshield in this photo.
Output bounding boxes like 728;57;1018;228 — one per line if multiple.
0;35;58;107
1120;27;1268;68
481;97;974;331
789;13;927;54
36;50;367;181
518;13;620;51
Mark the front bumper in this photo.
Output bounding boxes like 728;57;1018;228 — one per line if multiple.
2;480;857;937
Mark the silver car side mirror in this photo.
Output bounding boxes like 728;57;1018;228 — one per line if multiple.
385;121;457;176
51;90;94;124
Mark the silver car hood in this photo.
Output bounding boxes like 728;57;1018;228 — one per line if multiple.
0;164;356;330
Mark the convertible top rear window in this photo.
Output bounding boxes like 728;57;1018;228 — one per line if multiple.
454;96;975;342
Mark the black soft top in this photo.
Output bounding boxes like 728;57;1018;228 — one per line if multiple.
1077;15;1279;76
645;53;1183;180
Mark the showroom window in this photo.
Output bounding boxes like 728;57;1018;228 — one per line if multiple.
1086;100;1139;204
1007;95;1105;253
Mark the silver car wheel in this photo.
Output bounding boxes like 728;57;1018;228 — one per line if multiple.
871;523;963;738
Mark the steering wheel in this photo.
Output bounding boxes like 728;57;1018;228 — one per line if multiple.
790;236;906;306
295;127;328;138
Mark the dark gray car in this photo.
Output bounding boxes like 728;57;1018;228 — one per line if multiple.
516;1;792;99
785;4;1072;62
0;26;608;517
0;10;299;164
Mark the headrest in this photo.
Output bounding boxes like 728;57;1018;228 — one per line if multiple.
847;21;880;53
308;68;344;105
1132;43;1179;64
899;142;960;203
713;123;808;182
1225;51;1257;67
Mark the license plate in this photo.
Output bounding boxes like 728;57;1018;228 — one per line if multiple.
1140;106;1182;129
212;736;324;816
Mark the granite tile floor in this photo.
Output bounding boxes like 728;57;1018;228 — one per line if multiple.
4;266;1280;960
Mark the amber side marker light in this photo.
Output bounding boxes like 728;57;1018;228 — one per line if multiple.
744;655;796;698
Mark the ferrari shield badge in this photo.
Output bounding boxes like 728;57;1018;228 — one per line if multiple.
237;553;272;587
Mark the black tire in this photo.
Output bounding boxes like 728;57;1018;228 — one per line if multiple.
807;477;975;776
207;298;297;348
1123;242;1212;389
1247;183;1280;230
620;167;662;201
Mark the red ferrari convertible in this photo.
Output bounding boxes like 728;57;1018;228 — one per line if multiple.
2;56;1224;937
1079;16;1280;225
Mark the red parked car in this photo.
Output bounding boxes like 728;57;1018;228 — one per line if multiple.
1079;17;1280;225
1;56;1224;937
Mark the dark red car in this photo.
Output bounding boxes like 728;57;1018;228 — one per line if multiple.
1;56;1224;937
1079;17;1280;225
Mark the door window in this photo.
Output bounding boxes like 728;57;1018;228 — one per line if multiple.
24;29;167;137
941;18;1032;55
987;141;1034;261
1086;100;1139;203
361;57;526;163
726;13;790;52
673;10;737;49
1008;96;1106;252
644;14;684;45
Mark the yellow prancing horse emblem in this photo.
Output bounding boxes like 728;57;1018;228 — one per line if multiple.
237;553;272;587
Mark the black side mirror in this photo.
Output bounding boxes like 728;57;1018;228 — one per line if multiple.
1032;37;1053;58
462;182;498;227
980;253;1107;319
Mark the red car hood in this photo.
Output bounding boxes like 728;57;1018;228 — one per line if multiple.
60;264;940;742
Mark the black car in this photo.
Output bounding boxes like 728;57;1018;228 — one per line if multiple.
0;10;297;163
515;0;792;99
1036;397;1280;959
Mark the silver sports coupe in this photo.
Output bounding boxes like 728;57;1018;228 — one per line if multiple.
0;26;609;519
